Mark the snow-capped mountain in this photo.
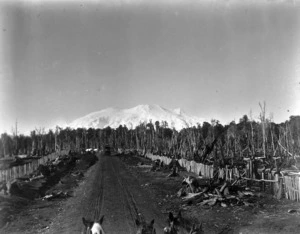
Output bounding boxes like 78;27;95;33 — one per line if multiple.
68;104;205;130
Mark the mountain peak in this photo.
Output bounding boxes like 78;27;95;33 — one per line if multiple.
68;105;204;130
133;104;163;111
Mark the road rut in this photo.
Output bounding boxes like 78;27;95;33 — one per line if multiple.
45;154;167;233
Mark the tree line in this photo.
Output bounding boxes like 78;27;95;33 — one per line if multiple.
1;114;300;168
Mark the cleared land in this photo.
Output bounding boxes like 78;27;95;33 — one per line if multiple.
1;153;300;234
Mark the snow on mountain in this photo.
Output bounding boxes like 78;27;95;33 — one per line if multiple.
173;108;182;115
68;104;205;131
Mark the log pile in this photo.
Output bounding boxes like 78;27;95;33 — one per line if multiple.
178;176;260;208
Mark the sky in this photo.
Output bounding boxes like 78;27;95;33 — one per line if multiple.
0;0;300;135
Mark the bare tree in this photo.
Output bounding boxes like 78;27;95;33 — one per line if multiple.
259;102;267;158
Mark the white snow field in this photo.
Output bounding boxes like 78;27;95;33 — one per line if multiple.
68;104;205;130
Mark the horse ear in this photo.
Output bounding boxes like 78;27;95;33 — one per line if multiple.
99;215;104;224
135;219;140;226
150;219;155;226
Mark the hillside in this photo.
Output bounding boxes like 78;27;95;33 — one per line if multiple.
68;104;205;130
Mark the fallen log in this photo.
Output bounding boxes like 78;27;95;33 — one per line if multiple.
220;182;228;193
42;190;72;200
225;195;239;200
242;177;278;183
29;174;44;181
182;192;204;201
243;191;255;196
200;198;217;206
215;188;223;198
231;171;247;186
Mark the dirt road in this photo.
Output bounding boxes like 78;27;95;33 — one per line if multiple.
45;153;167;234
4;152;300;234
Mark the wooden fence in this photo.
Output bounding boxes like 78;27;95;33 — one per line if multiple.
0;150;69;182
143;152;300;202
283;174;300;201
145;153;215;179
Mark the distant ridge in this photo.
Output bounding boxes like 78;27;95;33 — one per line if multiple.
68;104;205;130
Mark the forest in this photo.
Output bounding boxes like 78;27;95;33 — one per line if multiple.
1;110;300;171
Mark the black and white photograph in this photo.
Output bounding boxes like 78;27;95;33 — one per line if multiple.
0;0;300;233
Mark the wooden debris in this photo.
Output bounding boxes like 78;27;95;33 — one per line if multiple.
220;182;228;193
243;201;254;207
288;209;298;214
42;191;72;200
225;195;238;200
237;191;244;198
182;192;204;201
223;187;230;196
201;186;209;193
215;188;223;198
29;174;44;181
177;187;187;197
231;171;247;186
243;191;254;196
200;198;217;207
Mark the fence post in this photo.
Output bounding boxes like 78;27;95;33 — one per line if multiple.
274;174;283;199
297;176;300;202
246;160;252;187
13;167;15;180
261;172;265;192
